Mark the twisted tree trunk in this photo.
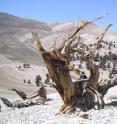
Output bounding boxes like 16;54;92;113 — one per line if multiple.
32;20;117;114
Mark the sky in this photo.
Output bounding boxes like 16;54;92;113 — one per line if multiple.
0;0;117;31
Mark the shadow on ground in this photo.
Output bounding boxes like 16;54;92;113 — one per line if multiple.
106;101;117;107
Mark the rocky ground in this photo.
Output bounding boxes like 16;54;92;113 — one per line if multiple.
0;93;117;124
0;64;117;124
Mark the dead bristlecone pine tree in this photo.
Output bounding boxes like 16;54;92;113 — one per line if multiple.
32;17;117;115
0;86;47;110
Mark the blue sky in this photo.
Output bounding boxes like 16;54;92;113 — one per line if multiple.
0;0;117;31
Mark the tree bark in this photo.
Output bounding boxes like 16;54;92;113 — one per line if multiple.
32;22;117;114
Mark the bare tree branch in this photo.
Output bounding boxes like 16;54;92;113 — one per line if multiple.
32;32;46;53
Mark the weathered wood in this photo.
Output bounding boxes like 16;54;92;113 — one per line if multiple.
32;19;117;114
0;86;47;110
11;88;27;100
98;77;117;96
0;97;14;108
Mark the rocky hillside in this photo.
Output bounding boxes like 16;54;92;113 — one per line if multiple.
0;12;51;38
0;12;53;65
0;12;117;65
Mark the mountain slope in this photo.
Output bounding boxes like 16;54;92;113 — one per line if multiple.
0;12;51;31
0;12;53;65
41;21;117;51
0;12;117;65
